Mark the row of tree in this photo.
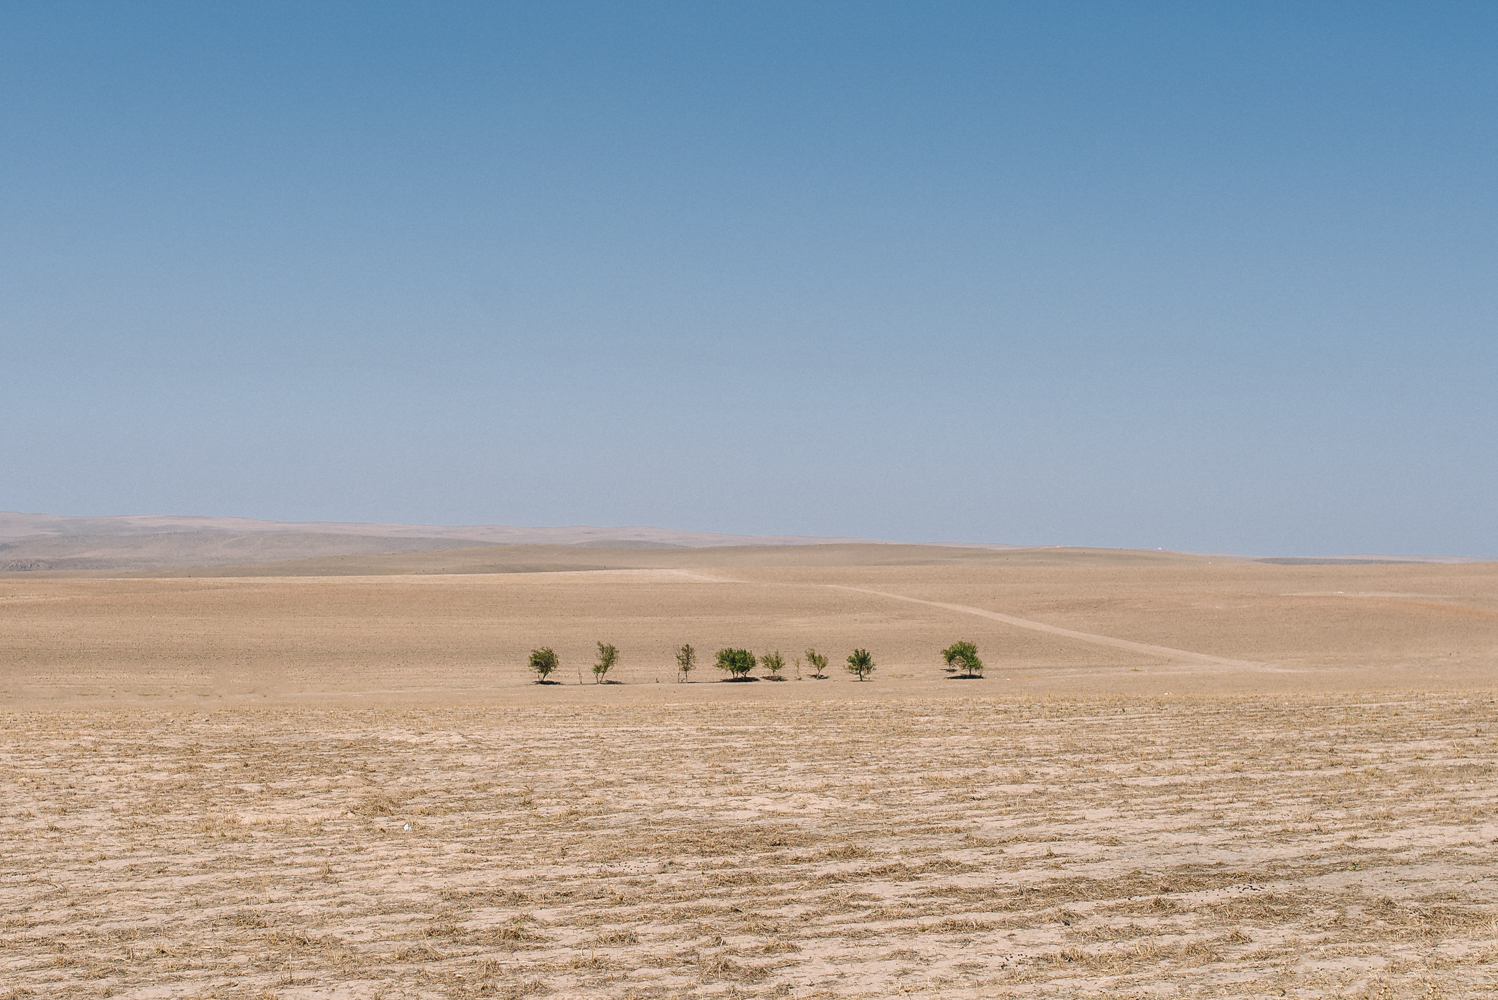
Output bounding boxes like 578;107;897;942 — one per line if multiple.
683;645;875;681
526;640;985;683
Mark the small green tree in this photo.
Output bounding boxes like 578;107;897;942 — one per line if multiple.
846;648;875;681
715;647;757;680
805;648;829;679
761;650;786;680
529;647;559;683
941;640;983;678
675;643;696;683
593;641;619;683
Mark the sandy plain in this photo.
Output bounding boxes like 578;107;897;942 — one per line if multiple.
3;544;1497;998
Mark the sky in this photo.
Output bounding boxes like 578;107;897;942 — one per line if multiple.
2;2;1495;555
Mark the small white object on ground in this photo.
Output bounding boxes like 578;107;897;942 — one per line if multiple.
403;823;411;831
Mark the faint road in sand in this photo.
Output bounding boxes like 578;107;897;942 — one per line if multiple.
824;584;1272;670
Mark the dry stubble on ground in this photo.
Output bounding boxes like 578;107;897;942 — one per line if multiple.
3;691;1498;999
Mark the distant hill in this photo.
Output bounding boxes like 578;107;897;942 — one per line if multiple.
0;511;883;573
3;511;1475;575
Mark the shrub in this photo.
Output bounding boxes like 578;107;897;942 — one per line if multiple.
529;647;559;682
761;650;786;680
675;643;696;683
593;642;619;683
715;647;756;680
941;639;983;678
804;648;829;679
846;648;875;681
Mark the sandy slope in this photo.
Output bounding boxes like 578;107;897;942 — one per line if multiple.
2;549;1494;699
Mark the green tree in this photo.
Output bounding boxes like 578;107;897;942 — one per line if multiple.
804;648;829;679
761;650;786;680
941;639;984;678
593;641;619;683
846;648;875;681
675;643;696;683
715;647;757;680
529;647;559;683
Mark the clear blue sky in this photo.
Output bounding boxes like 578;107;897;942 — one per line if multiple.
3;2;1495;555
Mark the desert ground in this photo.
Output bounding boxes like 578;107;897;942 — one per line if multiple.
3;544;1497;998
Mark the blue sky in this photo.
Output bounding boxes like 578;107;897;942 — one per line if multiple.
3;2;1495;555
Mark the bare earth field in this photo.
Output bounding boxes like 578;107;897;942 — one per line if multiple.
3;546;1497;998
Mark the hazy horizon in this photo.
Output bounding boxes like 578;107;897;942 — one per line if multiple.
4;4;1495;557
3;507;1489;562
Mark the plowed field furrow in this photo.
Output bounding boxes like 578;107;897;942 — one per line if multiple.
3;694;1496;999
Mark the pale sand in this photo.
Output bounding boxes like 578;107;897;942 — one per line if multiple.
2;547;1495;997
